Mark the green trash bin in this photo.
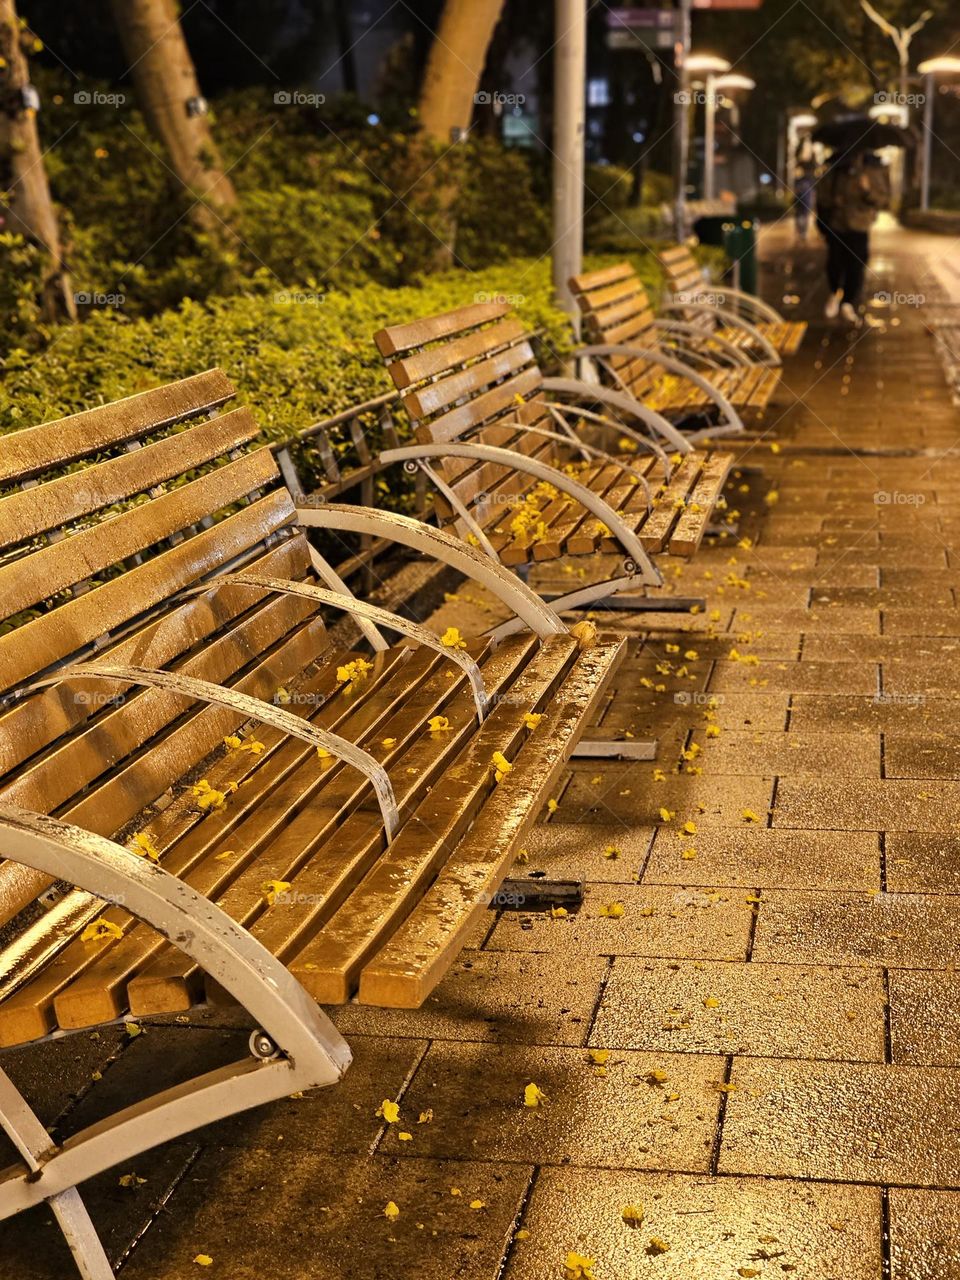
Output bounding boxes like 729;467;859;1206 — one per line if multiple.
721;219;758;297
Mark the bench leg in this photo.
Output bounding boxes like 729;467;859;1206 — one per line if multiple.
0;1067;113;1280
538;588;707;614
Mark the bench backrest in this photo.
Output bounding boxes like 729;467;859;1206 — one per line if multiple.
569;263;666;398
0;370;326;925
660;244;709;301
374;302;561;531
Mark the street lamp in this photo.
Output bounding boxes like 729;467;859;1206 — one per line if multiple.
918;55;960;211
713;73;755;130
687;53;731;200
785;110;817;194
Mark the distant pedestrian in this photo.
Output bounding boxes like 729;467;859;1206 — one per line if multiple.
793;139;817;242
817;149;891;324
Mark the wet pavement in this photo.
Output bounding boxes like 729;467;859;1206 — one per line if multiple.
4;220;960;1278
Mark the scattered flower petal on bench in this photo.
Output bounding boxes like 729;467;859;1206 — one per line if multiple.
427;715;452;734
81;918;123;943
440;626;467;649
523;712;543;729
261;879;291;905
492;750;513;782
128;832;160;862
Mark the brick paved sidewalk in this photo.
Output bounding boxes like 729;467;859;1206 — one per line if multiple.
3;222;960;1280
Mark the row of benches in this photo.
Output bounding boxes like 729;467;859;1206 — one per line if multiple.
0;249;805;1279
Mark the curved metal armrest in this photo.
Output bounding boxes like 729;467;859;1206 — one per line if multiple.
660;303;781;366
650;320;752;367
0;806;349;1082
704;284;784;325
296;503;566;640
574;344;746;436
18;665;400;840
469;417;654;504
177;573;489;722
379;442;661;587
542;375;690;457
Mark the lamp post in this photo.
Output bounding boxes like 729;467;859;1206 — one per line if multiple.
687;54;731;201
918;55;960;212
713;73;755;130
552;0;587;319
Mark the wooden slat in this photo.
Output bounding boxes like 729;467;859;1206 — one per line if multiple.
0;488;297;693
570;263;635;293
404;340;536;421
669;452;733;556
0;408;260;551
287;635;575;1002
389;316;528;389
0;447;280;623
413;367;542;444
0;642;391;1043
637;455;702;552
359;637;624;1006
0;370;235;485
374;302;510;359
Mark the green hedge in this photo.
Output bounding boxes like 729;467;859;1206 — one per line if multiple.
0;250;671;447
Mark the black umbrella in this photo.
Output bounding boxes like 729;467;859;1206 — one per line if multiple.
812;115;912;150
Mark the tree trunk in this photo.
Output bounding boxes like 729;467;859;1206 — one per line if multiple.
0;0;76;320
418;0;507;143
108;0;236;223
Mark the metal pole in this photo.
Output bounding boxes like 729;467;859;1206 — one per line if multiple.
922;72;933;211
673;0;692;240
552;0;587;320
704;72;716;200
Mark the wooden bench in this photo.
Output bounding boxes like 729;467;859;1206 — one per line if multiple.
373;301;734;611
569;262;782;434
660;242;807;362
0;370;623;1279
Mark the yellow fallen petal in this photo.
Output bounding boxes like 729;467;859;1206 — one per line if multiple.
681;848;697;861
659;807;675;822
523;712;544;730
398;1131;413;1141
524;1082;548;1107
564;1250;597;1280
129;832;161;862
193;1256;213;1267
741;809;761;823
681;820;697;835
440;625;467;649
428;715;452;733
81;918;123;944
704;996;720;1009
621;1202;645;1226
261;879;291;906
469;1199;485;1210
649;1238;671;1255
383;1201;400;1220
382;737;397;747
603;845;620;859
599;901;624;918
547;798;559;813
550;906;568;919
588;1049;609;1064
377;1100;400;1123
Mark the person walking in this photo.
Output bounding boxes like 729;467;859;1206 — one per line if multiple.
817;149;891;324
793;138;817;242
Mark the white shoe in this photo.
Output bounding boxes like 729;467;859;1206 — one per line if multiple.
824;290;842;319
840;302;860;325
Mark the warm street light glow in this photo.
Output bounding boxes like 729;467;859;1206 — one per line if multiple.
713;73;755;92
686;53;731;75
918;55;960;74
791;112;818;128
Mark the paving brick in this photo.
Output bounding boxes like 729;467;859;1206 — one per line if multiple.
333;950;606;1047
692;730;880;777
119;1149;531;1280
884;734;960;780
731;605;881;633
888;969;960;1067
556;771;776;828
505;1169;882;1280
886;831;960;892
773;778;960;832
379;1042;723;1170
719;1058;960;1186
752;889;960;968
520;822;654;882
789;693;954;735
802;634;960;661
889;1188;960;1280
590;959;885;1061
708;659;879;694
643;828;880;891
487;884;753;961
